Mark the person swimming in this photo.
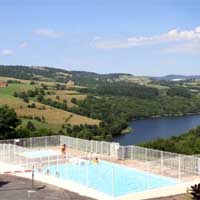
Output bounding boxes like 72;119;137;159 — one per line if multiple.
92;157;99;164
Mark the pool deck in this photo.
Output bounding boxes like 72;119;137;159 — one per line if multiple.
0;174;95;200
1;146;200;200
1;167;196;200
0;174;188;200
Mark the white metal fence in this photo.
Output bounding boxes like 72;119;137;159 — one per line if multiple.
117;145;200;176
0;135;200;179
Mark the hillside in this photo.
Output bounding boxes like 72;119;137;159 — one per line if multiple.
140;126;200;155
0;79;100;133
0;65;135;85
2;65;200;143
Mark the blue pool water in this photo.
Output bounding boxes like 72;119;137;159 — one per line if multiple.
42;160;177;197
22;150;59;158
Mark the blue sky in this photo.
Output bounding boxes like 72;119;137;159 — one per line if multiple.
0;0;200;76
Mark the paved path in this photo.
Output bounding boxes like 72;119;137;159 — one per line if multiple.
0;175;95;200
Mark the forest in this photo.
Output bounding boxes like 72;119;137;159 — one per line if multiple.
140;126;200;155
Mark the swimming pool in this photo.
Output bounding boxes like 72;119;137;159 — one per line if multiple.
42;160;177;197
21;150;59;158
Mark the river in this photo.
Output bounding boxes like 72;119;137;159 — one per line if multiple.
113;115;200;145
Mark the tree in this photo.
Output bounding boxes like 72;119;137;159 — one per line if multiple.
71;97;77;104
167;86;192;98
0;106;21;139
13;92;18;97
30;81;35;85
37;95;44;102
26;121;36;132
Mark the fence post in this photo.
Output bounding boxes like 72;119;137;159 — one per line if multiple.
90;140;92;153
112;166;115;197
161;151;163;166
45;136;47;148
8;143;11;167
30;138;32;149
32;165;35;189
161;151;163;174
122;147;125;160
198;157;200;176
76;138;78;150
13;141;15;165
145;148;147;162
178;154;181;182
131;146;133;160
86;162;89;187
48;154;49;169
56;154;58;171
3;144;5;161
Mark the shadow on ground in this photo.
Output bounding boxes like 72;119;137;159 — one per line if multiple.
0;180;9;188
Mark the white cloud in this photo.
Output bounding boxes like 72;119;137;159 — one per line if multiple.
0;49;14;56
95;26;200;49
19;42;28;48
33;28;64;38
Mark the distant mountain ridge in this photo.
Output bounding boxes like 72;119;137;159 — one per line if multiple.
0;65;133;85
151;74;200;81
1;65;199;83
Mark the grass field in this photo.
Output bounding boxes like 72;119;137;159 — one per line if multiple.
0;76;71;87
0;82;100;130
15;103;100;125
46;93;87;108
0;76;31;83
53;90;80;95
18;118;62;132
0;83;35;97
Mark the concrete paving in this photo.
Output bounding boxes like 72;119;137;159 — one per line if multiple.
149;194;188;200
0;174;189;200
0;175;95;200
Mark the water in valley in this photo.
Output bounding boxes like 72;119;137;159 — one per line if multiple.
113;115;200;145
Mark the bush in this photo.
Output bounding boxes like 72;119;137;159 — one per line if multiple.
71;97;77;104
26;121;36;132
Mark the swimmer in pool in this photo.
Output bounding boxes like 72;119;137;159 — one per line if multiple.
93;157;99;164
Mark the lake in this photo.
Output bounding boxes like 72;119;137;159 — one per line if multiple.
113;115;200;145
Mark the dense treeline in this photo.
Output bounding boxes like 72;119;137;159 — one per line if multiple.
77;82;159;99
60;124;112;141
13;88;45;102
140;126;200;155
0;65;70;81
68;94;200;140
167;86;192;98
38;97;68;110
71;95;200;121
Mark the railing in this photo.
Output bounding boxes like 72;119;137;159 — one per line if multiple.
117;145;200;175
0;135;200;177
